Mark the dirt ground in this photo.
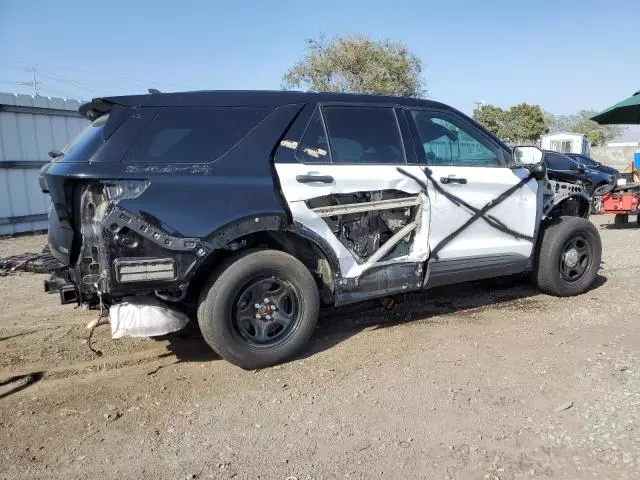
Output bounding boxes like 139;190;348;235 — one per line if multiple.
1;217;639;480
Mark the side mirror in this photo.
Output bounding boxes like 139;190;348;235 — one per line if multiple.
513;146;543;166
577;163;587;173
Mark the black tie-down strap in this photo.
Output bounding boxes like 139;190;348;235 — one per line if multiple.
397;167;536;260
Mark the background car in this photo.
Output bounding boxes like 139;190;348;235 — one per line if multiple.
544;150;616;196
565;153;620;177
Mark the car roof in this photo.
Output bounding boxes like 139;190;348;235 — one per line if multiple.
95;90;449;109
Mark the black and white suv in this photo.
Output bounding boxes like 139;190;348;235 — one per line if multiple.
40;91;601;368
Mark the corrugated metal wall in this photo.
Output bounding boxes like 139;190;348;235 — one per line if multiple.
0;92;88;235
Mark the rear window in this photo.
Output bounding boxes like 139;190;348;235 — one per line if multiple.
125;107;269;163
58;114;108;162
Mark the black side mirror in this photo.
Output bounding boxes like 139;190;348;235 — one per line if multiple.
530;162;547;180
577;163;587;173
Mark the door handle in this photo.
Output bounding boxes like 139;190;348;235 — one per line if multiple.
440;176;467;185
296;174;334;184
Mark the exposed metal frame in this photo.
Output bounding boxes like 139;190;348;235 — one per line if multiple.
363;221;418;266
311;196;421;217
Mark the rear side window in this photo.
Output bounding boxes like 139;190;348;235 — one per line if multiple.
322;106;406;164
126;107;269;163
58;114;108;162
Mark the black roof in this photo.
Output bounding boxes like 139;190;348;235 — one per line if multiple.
95;90;446;109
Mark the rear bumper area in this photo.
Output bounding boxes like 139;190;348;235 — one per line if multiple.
70;189;208;306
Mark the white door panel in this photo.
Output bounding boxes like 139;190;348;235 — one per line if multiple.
275;163;430;278
426;166;538;260
276;163;425;202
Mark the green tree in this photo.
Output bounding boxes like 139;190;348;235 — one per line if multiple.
473;105;505;136
585;129;605;146
569;110;623;146
502;103;549;143
282;35;425;97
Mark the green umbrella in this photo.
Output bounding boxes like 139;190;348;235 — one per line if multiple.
591;91;640;124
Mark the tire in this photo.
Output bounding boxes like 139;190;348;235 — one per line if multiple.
534;216;601;297
198;250;319;369
614;214;629;227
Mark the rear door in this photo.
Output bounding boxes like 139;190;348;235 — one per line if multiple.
274;104;430;279
406;108;539;267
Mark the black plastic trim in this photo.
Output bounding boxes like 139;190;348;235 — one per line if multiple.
425;254;529;288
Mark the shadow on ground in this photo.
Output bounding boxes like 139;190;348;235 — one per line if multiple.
156;322;221;367
159;274;608;366
603;221;640;230
0;372;43;399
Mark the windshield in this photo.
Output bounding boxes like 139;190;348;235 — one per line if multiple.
571;154;596;166
58;115;109;162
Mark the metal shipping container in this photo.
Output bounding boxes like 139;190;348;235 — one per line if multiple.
0;92;88;235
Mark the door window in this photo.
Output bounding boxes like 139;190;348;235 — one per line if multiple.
410;110;503;167
545;152;572;170
296;108;331;163
322;106;406;164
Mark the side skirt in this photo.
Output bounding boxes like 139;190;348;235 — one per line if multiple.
424;254;530;289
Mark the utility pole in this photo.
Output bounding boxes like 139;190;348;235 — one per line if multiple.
18;67;42;96
32;67;39;96
473;100;485;112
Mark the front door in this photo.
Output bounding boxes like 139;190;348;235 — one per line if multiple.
274;105;430;280
406;108;539;273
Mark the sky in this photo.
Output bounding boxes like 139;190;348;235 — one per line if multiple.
1;0;639;118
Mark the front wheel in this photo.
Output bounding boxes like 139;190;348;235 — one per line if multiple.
198;250;319;369
534;216;601;296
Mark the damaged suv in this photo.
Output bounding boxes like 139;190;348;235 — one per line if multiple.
40;91;601;368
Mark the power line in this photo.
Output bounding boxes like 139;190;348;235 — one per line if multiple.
6;61;198;91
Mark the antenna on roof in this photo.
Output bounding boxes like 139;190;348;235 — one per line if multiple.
148;88;161;94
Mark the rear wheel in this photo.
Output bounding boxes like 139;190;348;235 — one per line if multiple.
534;216;601;296
198;250;319;369
614;214;629;227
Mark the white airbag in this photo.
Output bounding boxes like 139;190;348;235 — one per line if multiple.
109;296;189;338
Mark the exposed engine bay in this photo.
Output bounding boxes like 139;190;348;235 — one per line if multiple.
305;190;421;263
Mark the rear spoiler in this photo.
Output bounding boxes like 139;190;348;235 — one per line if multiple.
79;91;159;120
78;98;114;121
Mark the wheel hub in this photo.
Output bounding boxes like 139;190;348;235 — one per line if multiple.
234;276;299;345
563;248;580;268
254;298;277;321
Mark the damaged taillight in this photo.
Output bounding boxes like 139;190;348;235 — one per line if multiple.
102;180;150;202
